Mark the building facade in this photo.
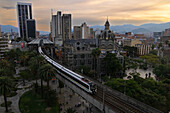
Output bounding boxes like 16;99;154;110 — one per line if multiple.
90;28;94;39
136;44;152;56
0;37;9;59
73;26;81;40
81;22;89;39
50;11;63;46
97;19;116;53
62;14;72;41
63;39;97;70
123;39;142;47
73;22;89;39
26;19;36;39
17;2;34;40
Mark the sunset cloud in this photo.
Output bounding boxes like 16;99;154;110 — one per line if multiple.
0;0;170;31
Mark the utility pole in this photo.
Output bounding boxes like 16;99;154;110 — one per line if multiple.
124;80;126;95
103;88;105;113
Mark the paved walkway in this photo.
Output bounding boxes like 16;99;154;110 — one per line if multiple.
125;68;156;80
0;82;32;113
0;66;32;113
0;65;100;113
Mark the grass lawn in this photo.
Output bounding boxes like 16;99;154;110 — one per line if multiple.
19;90;59;113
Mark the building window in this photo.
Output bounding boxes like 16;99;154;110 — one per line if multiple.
77;42;80;45
77;47;80;51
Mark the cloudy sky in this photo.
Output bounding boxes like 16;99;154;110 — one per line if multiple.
0;0;170;31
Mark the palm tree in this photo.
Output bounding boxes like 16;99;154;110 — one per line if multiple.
0;68;13;77
0;60;10;69
91;48;101;77
20;51;29;67
38;68;45;98
19;70;30;86
38;63;55;104
0;76;13;112
29;55;46;92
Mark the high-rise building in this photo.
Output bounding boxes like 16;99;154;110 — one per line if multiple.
16;2;35;40
0;37;9;59
50;11;63;46
62;14;71;41
90;28;94;39
73;26;81;39
36;31;40;38
26;19;36;39
73;22;89;39
81;22;89;39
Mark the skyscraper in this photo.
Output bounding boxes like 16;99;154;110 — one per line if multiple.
90;28;94;39
26;19;36;39
81;22;89;39
73;26;81;39
16;2;35;40
51;11;63;46
73;22;89;39
62;14;71;41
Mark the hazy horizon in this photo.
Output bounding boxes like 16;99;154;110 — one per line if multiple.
1;0;170;31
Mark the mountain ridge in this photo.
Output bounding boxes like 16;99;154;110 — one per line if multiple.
1;22;170;34
0;25;49;35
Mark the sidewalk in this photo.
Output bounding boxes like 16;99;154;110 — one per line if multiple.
0;82;32;113
0;66;32;113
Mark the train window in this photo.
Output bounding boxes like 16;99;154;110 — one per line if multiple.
62;71;89;90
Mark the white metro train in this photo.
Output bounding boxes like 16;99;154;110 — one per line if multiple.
38;47;97;94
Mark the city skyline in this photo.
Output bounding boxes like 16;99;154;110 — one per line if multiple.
0;0;170;31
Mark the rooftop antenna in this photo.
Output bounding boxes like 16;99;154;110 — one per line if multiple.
51;9;53;16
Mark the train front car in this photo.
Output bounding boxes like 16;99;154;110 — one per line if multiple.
89;82;97;94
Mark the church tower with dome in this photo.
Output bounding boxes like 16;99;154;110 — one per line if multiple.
98;19;116;53
105;18;110;30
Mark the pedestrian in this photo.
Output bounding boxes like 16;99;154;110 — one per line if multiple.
145;73;148;79
149;73;151;78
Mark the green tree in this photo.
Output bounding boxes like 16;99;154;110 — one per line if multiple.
91;48;101;76
38;63;55;103
140;54;160;67
165;40;169;45
104;53;123;78
29;55;46;92
39;63;55;91
149;50;157;55
0;77;13;112
19;70;30;86
151;44;155;50
123;46;138;57
77;65;90;76
4;49;16;63
20;51;29;67
0;60;14;77
153;64;170;79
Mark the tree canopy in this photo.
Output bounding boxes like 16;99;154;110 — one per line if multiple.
104;53;123;77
